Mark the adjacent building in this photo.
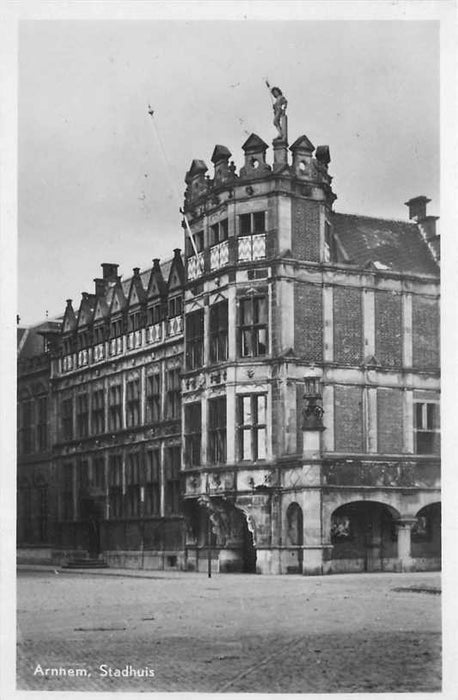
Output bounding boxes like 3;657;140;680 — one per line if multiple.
17;108;440;575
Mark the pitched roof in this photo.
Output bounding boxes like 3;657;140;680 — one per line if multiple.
242;133;268;152
331;212;439;277
17;319;62;359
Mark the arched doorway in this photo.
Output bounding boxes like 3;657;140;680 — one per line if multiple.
286;502;304;573
184;497;257;573
330;500;399;573
411;502;441;568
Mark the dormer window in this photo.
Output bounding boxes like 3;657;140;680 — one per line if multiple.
147;304;161;326
110;318;123;338
168;296;182;318
239;212;266;236
128;311;142;332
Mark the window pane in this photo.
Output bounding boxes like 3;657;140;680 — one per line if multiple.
415;403;423;429
257;395;266;424
241;299;252;325
242;428;252;460
242;396;252;425
240;214;251;235
255;297;267;324
220;219;228;240
256;428;267;459
257;328;267;356
242;329;253;357
253;211;265;233
426;403;436;430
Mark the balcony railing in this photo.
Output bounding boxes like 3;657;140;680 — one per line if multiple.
93;343;105;362
210;240;229;271
238;233;266;262
187;252;205;280
168;315;183;337
127;330;143;350
146;323;162;344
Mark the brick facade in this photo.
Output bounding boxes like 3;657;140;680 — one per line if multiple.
292;199;320;262
294;282;323;361
412;295;440;369
334;385;363;452
375;290;402;367
333;286;363;365
377;388;403;454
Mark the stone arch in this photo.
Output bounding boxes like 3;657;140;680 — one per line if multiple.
323;493;402;541
411;501;441;565
328;499;401;573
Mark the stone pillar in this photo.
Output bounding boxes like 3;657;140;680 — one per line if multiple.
273;138;288;172
323;285;334;362
395;518;416;572
402;293;413;368
363;288;375;358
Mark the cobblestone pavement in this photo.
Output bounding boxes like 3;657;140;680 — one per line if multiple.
16;568;441;693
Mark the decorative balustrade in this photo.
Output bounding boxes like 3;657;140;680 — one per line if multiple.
127;330;143;350
187;252;205;280
168;315;183;337
210;240;229;271
109;337;123;357
238;233;266;262
146;323;162;344
62;355;74;372
77;349;89;368
93;343;105;362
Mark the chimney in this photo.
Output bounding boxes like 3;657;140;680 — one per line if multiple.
66;299;73;306
152;258;161;271
133;267;140;276
173;248;181;259
93;278;106;296
404;196;431;222
101;263;119;281
419;215;439;241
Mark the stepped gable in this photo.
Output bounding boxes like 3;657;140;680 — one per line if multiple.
331;212;439;276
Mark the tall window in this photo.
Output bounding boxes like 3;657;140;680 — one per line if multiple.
239;296;268;357
186;309;204;369
128;311;142;332
76;394;89;438
126;379;141;427
187;230;204;256
239;211;266;235
146;373;161;423
108;454;123;518
92;389;105;434
184;402;201;467
61;398;74;441
125;452;141;517
414;402;440;454
21;399;34;454
62;463;74;520
145;449;161;515
36;396;48;451
92;457;105;490
110;317;124;338
238;394;267;461
147;303;161;326
165;367;181;419
165;446;181;514
94;324;105;344
168;295;182;318
210;219;229;246
208;397;227;464
210;301;228;363
108;384;123;431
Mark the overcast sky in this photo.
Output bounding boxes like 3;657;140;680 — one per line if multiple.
18;19;439;325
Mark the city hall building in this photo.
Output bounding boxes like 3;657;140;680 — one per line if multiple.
17;107;440;575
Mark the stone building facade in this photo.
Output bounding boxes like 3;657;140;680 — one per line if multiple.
17;114;440;575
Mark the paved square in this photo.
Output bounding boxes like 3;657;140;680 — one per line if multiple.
17;568;441;693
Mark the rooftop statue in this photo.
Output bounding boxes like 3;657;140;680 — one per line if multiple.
266;82;288;141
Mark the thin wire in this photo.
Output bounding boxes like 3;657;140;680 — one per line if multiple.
147;109;201;265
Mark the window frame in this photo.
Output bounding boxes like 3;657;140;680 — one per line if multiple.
208;396;227;465
184;402;202;468
186;309;204;369
237;393;268;462
238;295;268;358
209;300;229;364
413;401;440;455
